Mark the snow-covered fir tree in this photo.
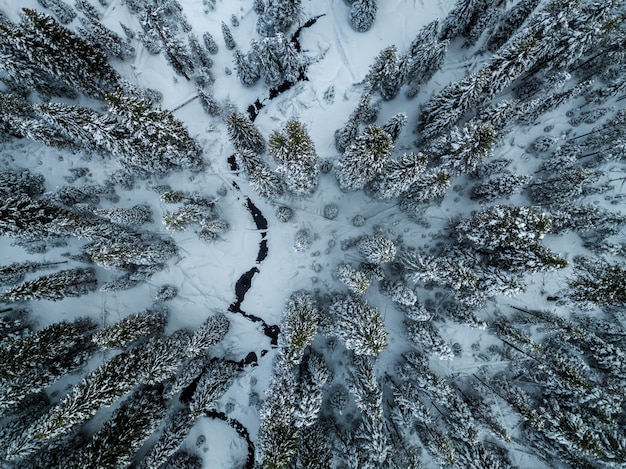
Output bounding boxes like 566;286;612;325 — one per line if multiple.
368;151;427;199
254;32;301;86
568;257;626;308
349;0;377;33
93;204;153;226
417;69;489;140
381;112;407;142
226;111;266;153
235;149;284;199
334;92;374;152
293;354;330;428
67;385;165;469
328;295;387;356
336;125;394;191
233;48;261;86
277;290;320;370
0;267;97;303
186;313;230;357
347;353;383;419
335;262;370;296
202;31;218;54
0;9;120;97
430;121;495;175
0;260;66;286
357;234;396;264
256;0;302;37
365;45;400;100
486;0;541;51
221;21;236;50
398;168;452;217
106;92;205;175
471;174;532;201
269;119;319;196
139;407;194;469
92;309;167;349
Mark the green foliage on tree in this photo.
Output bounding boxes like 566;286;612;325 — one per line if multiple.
269;120;319;196
336;125;394;191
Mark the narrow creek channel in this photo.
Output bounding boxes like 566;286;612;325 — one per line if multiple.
219;16;324;468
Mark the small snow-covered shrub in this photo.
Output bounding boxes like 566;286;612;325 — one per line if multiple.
155;285;177;301
352;214;366;227
323;203;339;220
294;229;312;252
528;135;557;154
276;205;294;222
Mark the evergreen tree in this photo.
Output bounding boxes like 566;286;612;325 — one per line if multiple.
293;354;329;428
1;267;97;303
67;385;166;469
336;125;393;191
7;331;191;459
365;45;400;100
233;48;261;86
202;31;218;54
333;92;373;152
256;0;302;37
456;205;567;273
163;200;216;232
268;119;319;196
93;309;167;349
139;407;193;469
335;262;370;296
86;239;177;269
226;111;266;153
349;0;377;33
484;34;539;99
78;14;135;60
93;204;153;226
221;21;236;50
529;167;596;205
256;369;300;468
358;235;396;264
405;320;454;360
294;420;333;469
379;280;417;306
0;260;66;286
381;112;407;142
399;168;452;216
235;149;284;199
329;296;387;356
471;174;532;201
186;313;230;358
106;92;205;174
0;318;96;411
440;0;494;41
417;69;489;140
0;9;120;97
277;290;320;370
368;152;427;200
399;20;448;96
197;87;221;116
255;32;301;86
189;360;240;417
486;0;541;51
347;354;382;419
431;121;495;175
568;257;626;307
